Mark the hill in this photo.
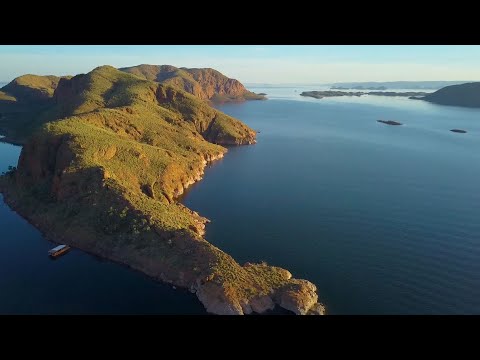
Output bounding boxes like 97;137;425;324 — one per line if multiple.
0;74;73;143
120;64;266;102
0;65;265;144
0;65;324;315
422;82;480;108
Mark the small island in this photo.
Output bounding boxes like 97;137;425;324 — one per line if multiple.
450;129;467;133
300;91;363;99
300;90;427;99
377;120;403;126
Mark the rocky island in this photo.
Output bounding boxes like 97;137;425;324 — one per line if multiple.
377;120;403;126
300;90;427;99
0;65;324;315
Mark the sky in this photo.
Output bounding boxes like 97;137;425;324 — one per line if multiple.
1;45;480;84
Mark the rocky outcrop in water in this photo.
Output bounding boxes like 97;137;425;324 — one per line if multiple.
377;120;403;126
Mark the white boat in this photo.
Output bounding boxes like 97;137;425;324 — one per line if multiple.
48;245;70;257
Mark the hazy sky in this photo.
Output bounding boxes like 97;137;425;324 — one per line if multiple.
1;45;480;84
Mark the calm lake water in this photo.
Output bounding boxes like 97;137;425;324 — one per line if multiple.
182;87;480;314
1;87;480;314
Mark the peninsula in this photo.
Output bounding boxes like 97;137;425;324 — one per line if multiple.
0;65;324;315
421;82;480;108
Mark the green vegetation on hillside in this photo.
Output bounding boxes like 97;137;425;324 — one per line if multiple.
0;74;71;143
120;64;266;102
0;65;322;314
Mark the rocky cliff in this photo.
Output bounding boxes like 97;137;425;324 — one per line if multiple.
0;65;324;315
120;64;266;102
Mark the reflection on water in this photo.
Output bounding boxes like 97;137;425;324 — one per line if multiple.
2;86;480;314
183;91;480;314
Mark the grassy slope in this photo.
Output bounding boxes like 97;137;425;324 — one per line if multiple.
0;65;317;314
0;74;71;143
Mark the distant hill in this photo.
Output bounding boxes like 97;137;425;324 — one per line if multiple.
422;82;480;108
0;65;264;143
329;81;472;90
120;64;265;102
0;75;71;143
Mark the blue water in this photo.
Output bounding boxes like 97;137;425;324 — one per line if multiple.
181;89;480;314
0;141;205;314
2;87;480;314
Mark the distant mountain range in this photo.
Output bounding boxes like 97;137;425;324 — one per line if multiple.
329;81;473;90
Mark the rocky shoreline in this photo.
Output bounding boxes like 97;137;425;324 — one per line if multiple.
0;137;325;316
0;65;326;316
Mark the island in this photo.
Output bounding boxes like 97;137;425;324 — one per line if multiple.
377;120;403;126
450;129;467;133
421;82;480;108
0;65;324;315
300;90;427;99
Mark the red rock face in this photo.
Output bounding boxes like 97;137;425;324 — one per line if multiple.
186;68;248;99
120;65;262;102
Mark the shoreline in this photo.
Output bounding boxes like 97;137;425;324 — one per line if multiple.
0;134;24;147
1;139;325;315
0;192;205;313
0;139;220;302
0;65;326;315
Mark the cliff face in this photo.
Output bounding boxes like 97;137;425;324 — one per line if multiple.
422;82;480;108
120;64;266;102
154;85;256;145
0;65;324;315
185;68;253;100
